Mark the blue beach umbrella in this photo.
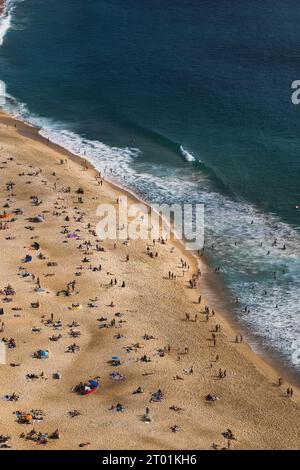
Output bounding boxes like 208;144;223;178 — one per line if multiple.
111;356;120;362
88;379;99;388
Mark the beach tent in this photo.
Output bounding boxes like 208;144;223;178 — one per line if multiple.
82;379;99;395
30;214;44;223
37;350;49;359
22;255;32;263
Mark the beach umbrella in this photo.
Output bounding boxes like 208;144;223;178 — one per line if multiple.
111;356;120;362
88;379;99;388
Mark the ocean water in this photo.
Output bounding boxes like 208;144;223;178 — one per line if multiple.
0;0;300;375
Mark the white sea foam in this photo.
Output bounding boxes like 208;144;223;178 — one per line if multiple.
180;145;196;162
0;10;12;46
0;0;22;46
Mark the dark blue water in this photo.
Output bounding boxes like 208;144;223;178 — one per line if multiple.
0;0;299;374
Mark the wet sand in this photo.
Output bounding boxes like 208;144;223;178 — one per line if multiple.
0;1;5;16
0;111;299;450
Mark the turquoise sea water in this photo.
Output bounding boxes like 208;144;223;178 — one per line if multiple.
0;0;299;375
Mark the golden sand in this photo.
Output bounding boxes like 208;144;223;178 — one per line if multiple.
0;111;299;450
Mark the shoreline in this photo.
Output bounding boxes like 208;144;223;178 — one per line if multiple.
0;109;300;449
1;109;299;391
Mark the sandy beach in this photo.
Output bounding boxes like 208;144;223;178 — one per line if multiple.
0;110;299;450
